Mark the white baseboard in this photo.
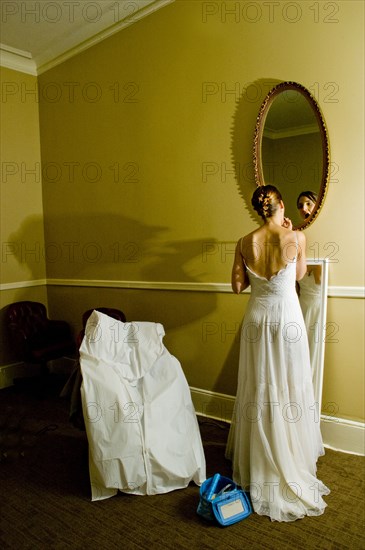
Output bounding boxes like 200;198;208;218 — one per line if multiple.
191;386;236;423
190;387;365;456
320;415;365;456
0;362;40;389
1;368;363;456
0;357;75;389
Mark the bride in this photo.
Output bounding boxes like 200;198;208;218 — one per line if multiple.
225;185;330;522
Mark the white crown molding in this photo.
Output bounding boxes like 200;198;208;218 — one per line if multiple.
0;48;37;76
0;0;175;76
37;0;175;74
0;278;364;298
263;123;320;140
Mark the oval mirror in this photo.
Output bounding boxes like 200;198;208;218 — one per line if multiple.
253;82;330;230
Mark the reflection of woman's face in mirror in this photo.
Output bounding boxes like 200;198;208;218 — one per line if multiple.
297;192;318;220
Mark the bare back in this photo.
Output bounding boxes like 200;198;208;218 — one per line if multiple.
242;225;299;279
231;223;306;293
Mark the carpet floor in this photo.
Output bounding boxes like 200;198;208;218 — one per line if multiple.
1;375;364;550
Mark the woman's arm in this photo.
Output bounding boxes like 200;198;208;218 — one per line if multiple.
231;240;250;294
296;231;307;281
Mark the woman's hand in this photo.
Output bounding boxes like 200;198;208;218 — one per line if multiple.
282;217;293;229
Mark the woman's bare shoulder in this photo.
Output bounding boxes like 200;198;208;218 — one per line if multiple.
238;228;262;249
296;230;306;242
279;227;305;242
294;230;306;250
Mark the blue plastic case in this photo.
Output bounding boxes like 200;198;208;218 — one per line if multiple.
197;474;252;526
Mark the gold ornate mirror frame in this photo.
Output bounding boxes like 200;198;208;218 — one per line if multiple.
253;81;330;230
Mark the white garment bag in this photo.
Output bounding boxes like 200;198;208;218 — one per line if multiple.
80;310;206;501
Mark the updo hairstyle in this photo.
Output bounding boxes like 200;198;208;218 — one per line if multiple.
252;185;283;220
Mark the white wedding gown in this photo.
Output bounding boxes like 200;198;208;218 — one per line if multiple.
225;258;330;522
299;271;322;377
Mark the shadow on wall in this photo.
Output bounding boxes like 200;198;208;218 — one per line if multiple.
216;78;283;395
6;213;219;329
213;319;243;399
230;77;282;219
7;213;219;282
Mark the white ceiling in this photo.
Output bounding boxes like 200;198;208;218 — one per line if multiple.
0;0;174;75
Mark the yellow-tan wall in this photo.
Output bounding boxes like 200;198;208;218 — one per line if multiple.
1;1;364;422
0;67;47;363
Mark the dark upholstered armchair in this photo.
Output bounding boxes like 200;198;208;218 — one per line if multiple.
6;301;76;375
76;307;127;347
